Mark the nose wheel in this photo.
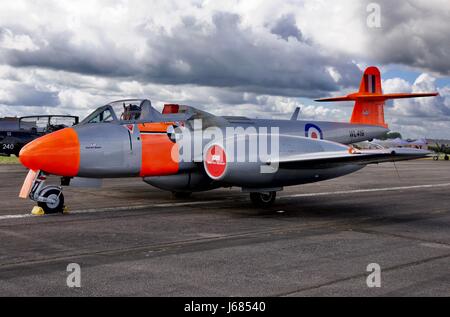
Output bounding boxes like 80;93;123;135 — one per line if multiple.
37;188;65;214
25;171;66;214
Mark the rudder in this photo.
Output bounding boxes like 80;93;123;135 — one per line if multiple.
351;67;386;127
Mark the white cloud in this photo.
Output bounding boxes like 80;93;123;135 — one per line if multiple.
383;78;411;94
0;29;39;51
0;0;448;139
385;73;450;138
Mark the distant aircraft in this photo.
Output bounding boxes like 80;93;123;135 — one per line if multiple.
430;143;450;161
365;137;428;149
18;67;438;213
0;115;78;157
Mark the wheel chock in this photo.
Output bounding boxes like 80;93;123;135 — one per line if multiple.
31;206;45;216
63;206;70;214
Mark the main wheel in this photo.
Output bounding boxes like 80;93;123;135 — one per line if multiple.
37;189;64;214
445;155;449;161
250;192;276;207
172;191;192;199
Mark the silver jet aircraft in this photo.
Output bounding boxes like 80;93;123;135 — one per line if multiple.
18;67;437;213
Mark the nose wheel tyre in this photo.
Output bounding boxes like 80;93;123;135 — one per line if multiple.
250;192;276;207
37;189;65;214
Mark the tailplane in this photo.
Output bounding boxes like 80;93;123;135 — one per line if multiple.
315;66;438;128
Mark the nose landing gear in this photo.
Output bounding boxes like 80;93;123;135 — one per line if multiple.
37;188;65;214
28;171;65;214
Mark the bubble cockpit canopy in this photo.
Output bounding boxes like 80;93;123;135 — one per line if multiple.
81;99;160;124
80;98;221;126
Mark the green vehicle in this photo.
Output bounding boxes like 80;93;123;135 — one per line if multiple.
431;143;450;161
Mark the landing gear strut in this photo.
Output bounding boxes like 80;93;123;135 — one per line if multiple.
29;171;65;214
250;191;276;207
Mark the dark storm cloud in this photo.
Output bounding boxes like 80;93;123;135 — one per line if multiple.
140;12;360;97
0;84;59;107
0;26;138;77
0;12;361;99
270;14;303;42
364;0;450;75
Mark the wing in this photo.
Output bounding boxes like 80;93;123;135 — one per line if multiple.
277;148;430;169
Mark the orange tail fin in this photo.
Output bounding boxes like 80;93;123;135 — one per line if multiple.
315;66;439;128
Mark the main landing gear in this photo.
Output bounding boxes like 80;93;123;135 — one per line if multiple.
250;191;277;207
29;171;65;214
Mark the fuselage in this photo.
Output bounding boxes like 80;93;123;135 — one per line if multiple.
19;108;388;193
227;118;388;145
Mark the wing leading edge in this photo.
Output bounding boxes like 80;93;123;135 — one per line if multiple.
277;148;430;169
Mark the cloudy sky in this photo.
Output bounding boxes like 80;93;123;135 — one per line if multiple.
0;0;449;138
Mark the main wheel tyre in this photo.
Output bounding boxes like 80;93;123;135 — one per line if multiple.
37;189;64;214
445;155;449;161
172;191;192;199
250;192;276;207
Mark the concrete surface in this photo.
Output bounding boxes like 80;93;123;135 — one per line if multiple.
0;161;449;296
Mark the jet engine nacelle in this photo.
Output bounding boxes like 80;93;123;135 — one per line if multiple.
143;170;220;192
201;136;277;187
201;134;353;188
206;159;276;187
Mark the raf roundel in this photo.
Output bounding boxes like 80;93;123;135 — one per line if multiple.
305;123;323;139
204;144;227;180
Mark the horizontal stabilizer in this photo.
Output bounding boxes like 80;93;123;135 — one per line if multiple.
315;92;438;103
376;92;439;100
315;96;353;102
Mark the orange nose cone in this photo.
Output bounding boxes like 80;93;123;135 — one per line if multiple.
19;128;80;176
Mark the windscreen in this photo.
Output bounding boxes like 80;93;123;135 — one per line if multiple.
80;99;156;124
81;106;117;124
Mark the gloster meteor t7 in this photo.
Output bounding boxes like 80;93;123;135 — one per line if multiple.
18;67;438;213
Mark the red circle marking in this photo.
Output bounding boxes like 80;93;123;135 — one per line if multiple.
311;131;318;139
205;144;227;179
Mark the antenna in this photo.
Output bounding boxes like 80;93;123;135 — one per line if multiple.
392;160;401;180
290;107;301;121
